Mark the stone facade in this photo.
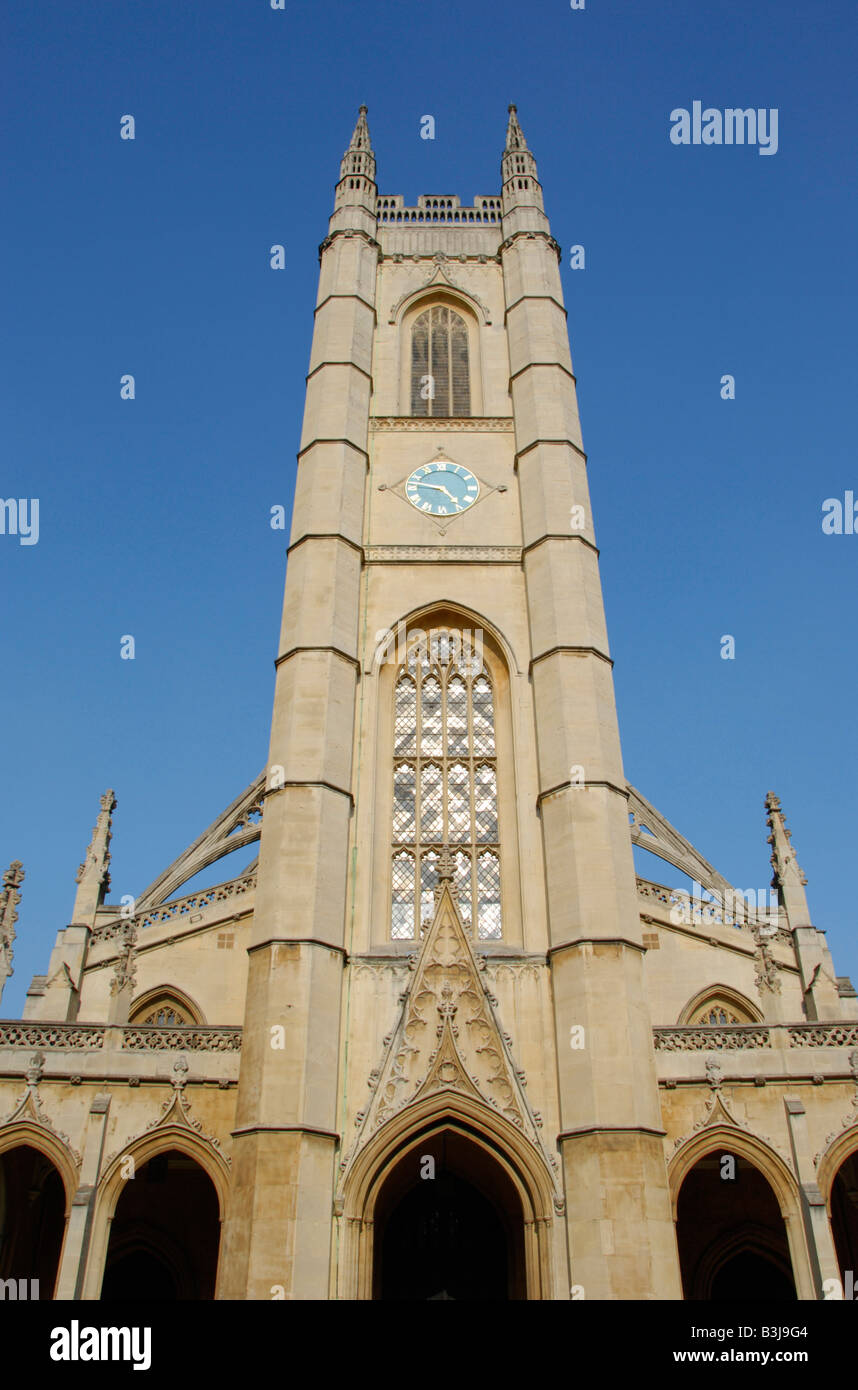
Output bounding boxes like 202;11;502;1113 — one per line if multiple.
1;106;857;1302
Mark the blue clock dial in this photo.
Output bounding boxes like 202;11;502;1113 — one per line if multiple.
405;462;480;516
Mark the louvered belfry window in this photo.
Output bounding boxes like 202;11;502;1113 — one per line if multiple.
390;630;501;940
410;306;470;416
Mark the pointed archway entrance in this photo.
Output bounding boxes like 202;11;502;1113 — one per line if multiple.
99;1148;221;1301
0;1143;68;1298
828;1147;858;1283
373;1126;526;1300
336;874;562;1299
675;1152;797;1300
338;1100;557;1299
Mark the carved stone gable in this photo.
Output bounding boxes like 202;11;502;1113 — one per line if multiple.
342;884;555;1185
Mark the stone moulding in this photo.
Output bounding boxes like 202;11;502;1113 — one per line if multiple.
368;416;514;431
0;1022;242;1052
365;545;521;563
654;1022;858;1051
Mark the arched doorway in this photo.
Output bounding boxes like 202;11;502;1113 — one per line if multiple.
372;1127;526;1300
0;1144;66;1298
829;1149;858;1283
676;1152;797;1300
100;1149;220;1301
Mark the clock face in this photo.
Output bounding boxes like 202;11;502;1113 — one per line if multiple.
405;462;480;517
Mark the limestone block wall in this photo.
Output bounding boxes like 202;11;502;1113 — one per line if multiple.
76;904;254;1026
642;917;804;1024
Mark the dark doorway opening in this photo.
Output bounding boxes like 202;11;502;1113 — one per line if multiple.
100;1149;220;1301
373;1127;525;1300
829;1149;858;1283
676;1153;796;1300
0;1144;66;1298
709;1249;796;1301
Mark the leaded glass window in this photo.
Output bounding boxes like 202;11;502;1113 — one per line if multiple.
410;306;470;417
693;1004;742;1026
129;996;194;1027
390;630;500;939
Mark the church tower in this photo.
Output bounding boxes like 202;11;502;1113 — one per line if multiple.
218;104;682;1299
3;103;857;1306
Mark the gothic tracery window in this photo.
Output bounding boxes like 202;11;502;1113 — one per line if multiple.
391;630;500;940
698;1007;739;1026
128;994;197;1027
410;305;470;417
143;1006;186;1026
688;998;753;1026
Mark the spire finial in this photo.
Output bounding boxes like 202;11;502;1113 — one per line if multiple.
347;105;373;153
765;791;810;928
501;104;543;208
505;103;529;153
71;789;117;926
436;846;456;883
338;105;376;185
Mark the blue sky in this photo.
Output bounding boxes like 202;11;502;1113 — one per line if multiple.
2;0;856;1014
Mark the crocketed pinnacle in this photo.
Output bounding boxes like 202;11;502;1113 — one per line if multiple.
765;790;811;929
339;104;376;182
349;104;373;153
502;103;540;191
505;103;529;152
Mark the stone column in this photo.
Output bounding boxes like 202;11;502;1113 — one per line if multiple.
783;1097;841;1298
54;1094;112;1299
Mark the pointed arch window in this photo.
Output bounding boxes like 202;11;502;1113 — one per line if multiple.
410;305;470;416
680;988;761;1027
390;630;500;940
128;991;202;1027
698;1006;741;1026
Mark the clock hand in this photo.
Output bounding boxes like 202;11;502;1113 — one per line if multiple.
421;483;458;501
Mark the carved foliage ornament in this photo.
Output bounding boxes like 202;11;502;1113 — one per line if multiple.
1;861;25;976
387;259;492;325
339;880;561;1205
110;921;138;996
103;1052;230;1171
0;1051;80;1164
670;1050;789;1170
